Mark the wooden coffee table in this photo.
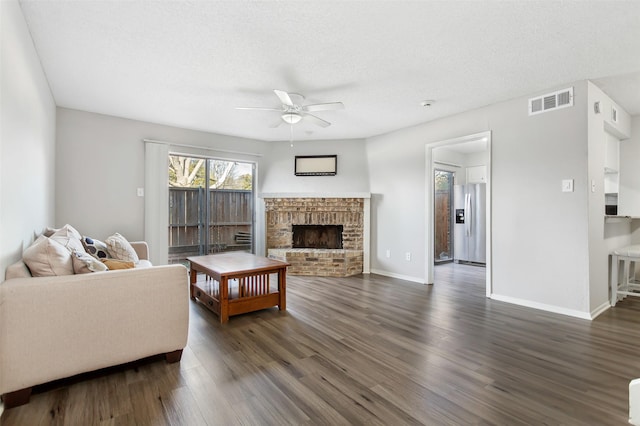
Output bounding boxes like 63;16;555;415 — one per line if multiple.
187;252;290;323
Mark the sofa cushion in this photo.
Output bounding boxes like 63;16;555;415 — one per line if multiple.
82;236;109;259
22;236;74;277
105;233;139;263
71;249;108;274
42;226;59;237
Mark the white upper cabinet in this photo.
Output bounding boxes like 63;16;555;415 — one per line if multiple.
466;165;487;184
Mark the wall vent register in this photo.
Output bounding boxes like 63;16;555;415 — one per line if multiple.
528;87;573;116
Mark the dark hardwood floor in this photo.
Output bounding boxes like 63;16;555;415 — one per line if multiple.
3;263;640;425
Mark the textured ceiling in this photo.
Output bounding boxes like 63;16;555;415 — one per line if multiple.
18;1;640;142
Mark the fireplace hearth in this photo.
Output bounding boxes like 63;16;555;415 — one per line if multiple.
292;225;343;249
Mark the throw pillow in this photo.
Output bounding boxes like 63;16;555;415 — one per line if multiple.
22;236;74;277
82;236;109;259
50;224;86;255
42;226;59;237
71;249;108;274
101;259;135;270
105;233;139;263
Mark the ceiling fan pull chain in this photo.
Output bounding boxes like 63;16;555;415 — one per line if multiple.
290;123;294;147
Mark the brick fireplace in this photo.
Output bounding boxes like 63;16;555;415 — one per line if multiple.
262;194;370;277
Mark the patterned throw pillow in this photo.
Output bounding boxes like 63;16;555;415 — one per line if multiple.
71;249;108;274
82;236;110;259
105;233;139;263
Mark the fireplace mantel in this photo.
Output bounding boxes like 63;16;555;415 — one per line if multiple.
260;192;371;199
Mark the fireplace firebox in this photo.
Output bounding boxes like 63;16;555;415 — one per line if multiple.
292;225;343;249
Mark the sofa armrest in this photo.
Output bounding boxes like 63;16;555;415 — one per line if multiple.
130;241;149;261
0;264;189;395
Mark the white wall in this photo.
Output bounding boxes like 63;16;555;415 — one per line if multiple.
0;0;56;279
367;81;593;316
260;139;369;194
56;108;266;250
56;110;372;261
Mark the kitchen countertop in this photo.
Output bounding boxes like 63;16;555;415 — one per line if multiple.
605;215;640;222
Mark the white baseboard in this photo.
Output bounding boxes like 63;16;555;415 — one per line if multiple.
370;269;425;284
590;301;611;319
490;294;593;320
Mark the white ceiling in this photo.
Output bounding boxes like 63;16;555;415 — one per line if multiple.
18;1;640;142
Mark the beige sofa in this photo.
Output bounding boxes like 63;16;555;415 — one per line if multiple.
0;242;189;408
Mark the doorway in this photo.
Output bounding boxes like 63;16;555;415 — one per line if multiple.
167;154;255;264
425;131;492;297
434;169;454;263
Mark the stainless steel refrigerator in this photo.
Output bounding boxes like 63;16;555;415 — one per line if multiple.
453;183;486;264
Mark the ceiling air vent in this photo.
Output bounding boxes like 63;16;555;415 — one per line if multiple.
528;87;573;116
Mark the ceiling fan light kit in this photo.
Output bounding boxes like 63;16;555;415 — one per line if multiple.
282;112;302;124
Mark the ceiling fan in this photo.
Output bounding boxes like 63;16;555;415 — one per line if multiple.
236;89;344;128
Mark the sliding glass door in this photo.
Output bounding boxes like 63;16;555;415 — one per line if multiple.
168;155;254;264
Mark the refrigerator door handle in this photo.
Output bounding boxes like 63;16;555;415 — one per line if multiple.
464;193;471;236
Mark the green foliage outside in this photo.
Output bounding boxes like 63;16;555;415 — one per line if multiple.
169;155;252;190
435;170;452;192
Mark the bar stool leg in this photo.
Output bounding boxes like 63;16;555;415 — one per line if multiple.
611;254;619;307
623;258;631;292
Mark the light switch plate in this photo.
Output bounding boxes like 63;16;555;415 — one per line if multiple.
562;179;574;193
137;188;145;197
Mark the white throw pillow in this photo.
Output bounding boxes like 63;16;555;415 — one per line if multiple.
42;226;59;237
49;224;86;255
23;236;74;277
71;249;108;274
105;233;139;263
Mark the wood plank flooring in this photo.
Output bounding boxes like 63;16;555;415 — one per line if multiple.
3;263;640;425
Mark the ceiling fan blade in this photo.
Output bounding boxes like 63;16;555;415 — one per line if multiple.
274;89;294;106
303;112;331;128
269;118;284;128
303;102;344;112
235;106;282;111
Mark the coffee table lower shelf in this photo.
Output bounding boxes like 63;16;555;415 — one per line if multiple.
191;283;282;318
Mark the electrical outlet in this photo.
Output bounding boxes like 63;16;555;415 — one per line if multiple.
405;252;411;261
386;249;391;258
